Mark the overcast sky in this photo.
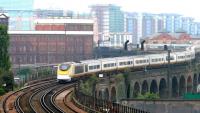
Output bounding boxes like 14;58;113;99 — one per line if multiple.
34;0;200;21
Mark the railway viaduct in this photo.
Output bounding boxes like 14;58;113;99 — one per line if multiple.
95;61;200;102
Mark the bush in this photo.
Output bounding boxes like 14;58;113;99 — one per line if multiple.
80;75;98;96
114;74;124;82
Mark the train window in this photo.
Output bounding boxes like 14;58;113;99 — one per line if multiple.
89;66;93;70
75;65;84;74
166;56;174;60
97;65;100;69
59;64;69;71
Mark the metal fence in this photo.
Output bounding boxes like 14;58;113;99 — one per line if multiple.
73;90;150;113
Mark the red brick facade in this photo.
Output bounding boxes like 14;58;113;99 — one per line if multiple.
9;33;93;64
9;19;94;65
35;23;93;31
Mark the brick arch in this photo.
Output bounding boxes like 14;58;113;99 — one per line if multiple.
142;80;148;94
159;78;167;98
111;87;116;102
179;76;186;96
150;79;158;94
172;76;178;97
193;74;198;93
133;82;140;98
99;90;103;99
105;88;109;100
198;73;200;84
187;76;192;93
98;88;109;100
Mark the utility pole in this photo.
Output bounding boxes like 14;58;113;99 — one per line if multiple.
167;49;171;98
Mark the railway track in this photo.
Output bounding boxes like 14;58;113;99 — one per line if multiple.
53;84;86;113
2;77;56;113
40;84;65;113
3;77;86;113
15;82;58;113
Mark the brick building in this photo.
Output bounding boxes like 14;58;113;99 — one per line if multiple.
9;18;94;64
145;32;192;44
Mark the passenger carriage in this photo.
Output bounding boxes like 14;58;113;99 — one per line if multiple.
116;56;134;69
133;56;150;67
81;60;101;73
148;54;165;65
100;58;117;71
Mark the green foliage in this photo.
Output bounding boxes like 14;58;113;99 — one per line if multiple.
0;87;5;95
114;73;124;82
0;25;11;71
17;68;32;76
117;83;126;100
0;25;12;94
2;71;14;92
136;92;160;100
0;69;14;93
38;67;52;77
80;75;98;96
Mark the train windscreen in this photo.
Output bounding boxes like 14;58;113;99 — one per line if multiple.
59;64;69;71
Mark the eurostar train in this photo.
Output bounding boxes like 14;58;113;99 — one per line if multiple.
57;48;195;83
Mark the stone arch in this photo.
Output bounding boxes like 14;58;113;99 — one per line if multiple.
127;84;131;98
187;76;192;93
172;76;178;97
99;90;103;99
150;80;158;94
159;78;167;98
142;80;148;94
179;76;186;96
111;87;116;102
104;88;109;100
193;74;198;93
133;82;140;98
198;73;200;84
98;88;109;100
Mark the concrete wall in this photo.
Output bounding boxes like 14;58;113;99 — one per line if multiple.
121;99;200;113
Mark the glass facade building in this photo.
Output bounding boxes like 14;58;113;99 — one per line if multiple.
91;4;126;47
109;5;124;32
142;13;155;37
182;17;193;34
0;0;34;30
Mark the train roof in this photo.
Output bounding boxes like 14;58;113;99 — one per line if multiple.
98;57;117;61
81;59;101;63
115;56;133;60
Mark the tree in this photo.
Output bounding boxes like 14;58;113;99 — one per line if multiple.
2;71;14;92
0;25;11;71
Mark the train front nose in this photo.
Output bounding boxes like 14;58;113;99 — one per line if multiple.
57;63;72;82
57;74;71;82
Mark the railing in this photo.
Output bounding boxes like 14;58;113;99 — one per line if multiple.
73;90;150;113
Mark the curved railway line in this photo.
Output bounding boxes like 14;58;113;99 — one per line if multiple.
2;77;84;113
